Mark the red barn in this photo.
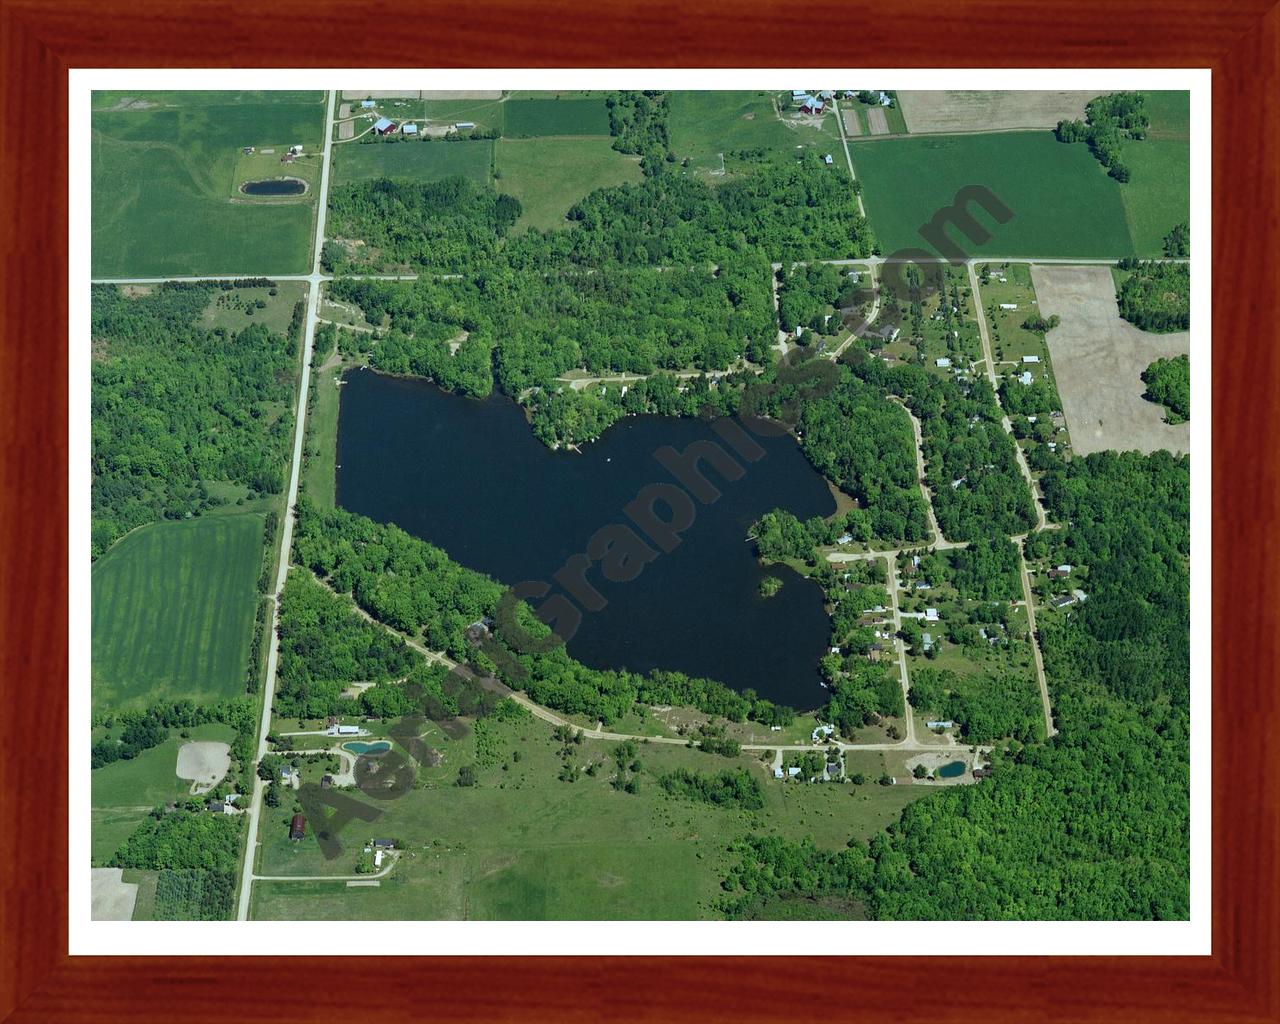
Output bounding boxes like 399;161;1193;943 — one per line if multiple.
289;813;306;841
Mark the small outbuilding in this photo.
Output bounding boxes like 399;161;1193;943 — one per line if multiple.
289;814;306;841
373;117;396;135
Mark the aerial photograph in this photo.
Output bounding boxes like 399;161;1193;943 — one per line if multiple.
89;87;1191;923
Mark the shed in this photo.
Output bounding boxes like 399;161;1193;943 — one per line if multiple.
289;814;306;841
373;117;396;134
401;122;418;135
999;303;1018;310
361;99;376;108
823;154;834;165
1022;355;1041;363
791;90;809;101
936;357;951;368
925;607;939;621
454;121;476;130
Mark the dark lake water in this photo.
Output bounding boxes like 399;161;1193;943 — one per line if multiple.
336;370;836;709
240;178;306;196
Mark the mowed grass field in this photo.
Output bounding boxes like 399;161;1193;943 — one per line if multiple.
503;97;610;137
92;513;264;714
91;723;237;864
1117;91;1191;255
496;138;642;231
332;140;494;185
92;91;325;277
852;131;1136;258
668;91;839;176
248;712;927;920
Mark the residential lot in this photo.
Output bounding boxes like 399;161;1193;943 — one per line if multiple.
1031;264;1190;456
668;91;839;177
895;90;1102;134
249;712;926;920
91;91;325;276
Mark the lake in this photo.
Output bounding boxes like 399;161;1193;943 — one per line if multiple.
239;177;306;196
336;371;837;709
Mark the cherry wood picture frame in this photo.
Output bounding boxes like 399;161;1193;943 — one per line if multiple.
2;0;1276;1020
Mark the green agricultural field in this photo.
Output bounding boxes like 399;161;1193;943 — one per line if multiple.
668;91;840;176
91;723;237;864
851;131;1135;258
92;514;265;714
92;91;325;277
1118;92;1191;256
503;97;610;137
248;712;925;920
332;140;494;185
496;138;642;231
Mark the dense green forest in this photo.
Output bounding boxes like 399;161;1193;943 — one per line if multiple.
1142;354;1191;422
796;372;931;543
91;283;298;555
325;177;522;273
109;808;242;873
153;868;237;921
844;354;1037;541
275;572;421;718
1116;260;1190;332
607;90;670;164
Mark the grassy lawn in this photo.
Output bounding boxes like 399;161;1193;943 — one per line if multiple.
199;281;308;333
668;91;839;177
1118;92;1190;256
851;131;1135;258
91;723;237;864
977;263;1052;364
248;712;928;920
495;138;642;231
422;98;506;133
332;140;493;185
92;514;265;714
503;97;610;137
92;92;325;277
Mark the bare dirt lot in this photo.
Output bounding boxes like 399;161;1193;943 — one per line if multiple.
842;110;861;137
175;741;231;794
1031;264;1190;457
91;867;138;921
866;107;890;135
896;90;1104;135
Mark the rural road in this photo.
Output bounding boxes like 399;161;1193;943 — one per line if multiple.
236;88;338;923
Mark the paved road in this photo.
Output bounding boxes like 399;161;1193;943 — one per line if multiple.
236;88;338;923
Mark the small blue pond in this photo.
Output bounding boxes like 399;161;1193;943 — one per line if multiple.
937;760;967;779
342;740;391;755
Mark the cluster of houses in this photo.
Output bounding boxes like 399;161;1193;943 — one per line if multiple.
791;89;891;114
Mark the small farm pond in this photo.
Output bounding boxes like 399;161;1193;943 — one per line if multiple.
937;760;967;779
240;177;306;197
343;740;391;755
